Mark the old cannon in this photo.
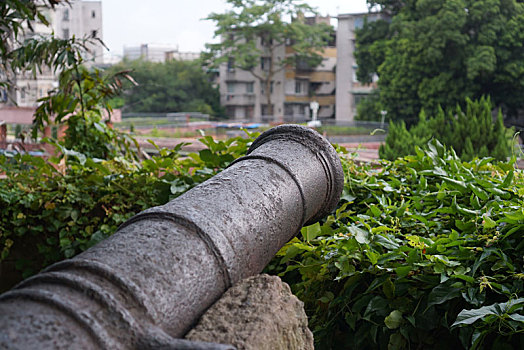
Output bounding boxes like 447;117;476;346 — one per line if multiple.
0;125;344;349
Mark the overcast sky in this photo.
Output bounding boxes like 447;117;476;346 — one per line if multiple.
101;0;370;59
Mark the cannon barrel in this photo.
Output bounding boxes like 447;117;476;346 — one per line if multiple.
0;125;344;349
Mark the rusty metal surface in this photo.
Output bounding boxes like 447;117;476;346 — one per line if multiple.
0;125;343;349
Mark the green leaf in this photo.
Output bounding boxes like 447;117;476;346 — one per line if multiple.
373;233;400;250
318;291;334;304
453;299;524;327
369;204;382;217
366;250;380;265
427;283;461;307
452;305;499;326
395;266;412;278
441;177;468;192
507;313;524;322
348;225;370;244
469;184;488;201
452;274;475;283
382;278;395;299
385;310;403;329
301;222;321;242
504;210;524;221
482;215;497;229
501;169;514;187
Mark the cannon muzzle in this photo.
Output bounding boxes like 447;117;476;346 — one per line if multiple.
0;125;343;349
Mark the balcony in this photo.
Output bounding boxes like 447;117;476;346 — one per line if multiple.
225;93;256;105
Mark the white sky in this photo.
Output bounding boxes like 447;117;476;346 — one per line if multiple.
101;0;370;59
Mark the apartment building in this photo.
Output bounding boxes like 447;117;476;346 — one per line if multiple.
2;1;104;108
53;0;104;65
284;16;336;121
335;12;382;122
10;10;56;108
219;43;286;122
219;16;336;122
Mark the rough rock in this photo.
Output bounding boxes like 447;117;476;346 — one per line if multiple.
186;274;314;350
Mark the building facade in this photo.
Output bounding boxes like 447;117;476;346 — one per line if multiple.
53;0;104;65
219;16;336;122
2;0;104;108
124;44;200;63
219;42;286;122
335;12;382;122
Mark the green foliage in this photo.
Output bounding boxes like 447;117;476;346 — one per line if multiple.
2;1;136;159
204;0;333;115
272;139;523;349
103;59;225;117
0;131;258;288
355;91;384;121
33;57;139;159
357;0;524;122
0;0;62;61
379;97;513;161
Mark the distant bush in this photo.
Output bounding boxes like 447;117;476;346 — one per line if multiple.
379;97;513;161
355;91;384;122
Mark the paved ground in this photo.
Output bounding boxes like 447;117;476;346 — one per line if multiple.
339;142;381;164
137;136;383;163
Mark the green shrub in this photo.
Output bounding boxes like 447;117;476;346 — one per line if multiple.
379;97;513;161
0;132;257;289
271;140;523;349
355;91;384;122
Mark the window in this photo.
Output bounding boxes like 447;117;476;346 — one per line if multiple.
295;80;307;95
261;57;271;71
63;9;69;21
295;80;303;94
261;104;274;116
299;104;306;115
261;81;273;95
284;103;293;116
246;106;254;119
354;17;364;29
0;88;7;102
296;57;312;71
227;57;235;72
354;93;368;106
227;83;235;93
91;10;96;18
260;36;273;46
63;28;69;39
246;82;254;93
226;106;235;117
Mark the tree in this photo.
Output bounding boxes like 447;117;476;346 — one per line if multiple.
104;59;224;118
356;0;524;123
203;0;333;116
1;0;62;103
2;0;138;159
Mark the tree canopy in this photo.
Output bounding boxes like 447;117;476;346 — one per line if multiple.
203;0;333;115
356;0;524;123
104;59;224;117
